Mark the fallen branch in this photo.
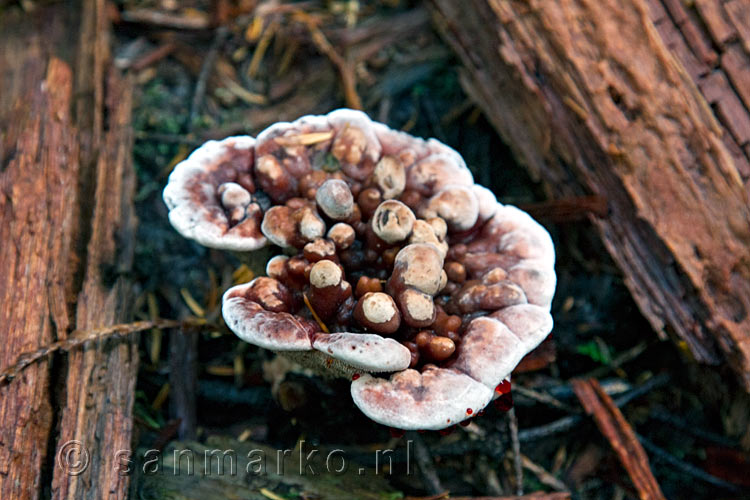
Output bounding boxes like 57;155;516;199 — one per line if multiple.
572;378;666;500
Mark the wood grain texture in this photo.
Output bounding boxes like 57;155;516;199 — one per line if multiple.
0;56;78;500
0;2;138;498
573;378;665;500
50;69;138;500
430;0;750;388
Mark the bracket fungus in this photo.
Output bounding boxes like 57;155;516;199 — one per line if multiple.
163;109;556;430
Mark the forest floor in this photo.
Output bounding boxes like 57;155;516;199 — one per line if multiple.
116;1;750;498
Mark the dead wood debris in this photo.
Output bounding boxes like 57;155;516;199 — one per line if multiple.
572;378;666;500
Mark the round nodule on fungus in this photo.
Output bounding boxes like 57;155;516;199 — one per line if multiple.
398;288;436;328
309;259;343;289
316;179;354;220
391;243;445;296
372;155;406;199
163;109;556;430
422;185;480;232
354;292;401;334
371;200;416;244
327;222;356;249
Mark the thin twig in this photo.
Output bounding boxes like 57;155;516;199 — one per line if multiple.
508;408;524;495
0;318;214;385
295;11;362;110
513;385;576;413
513;453;569;492
408;432;445;496
129;42;177;72
518;415;581;443
581;341;649;380
189;26;229;128
518;374;669;442
636;433;741;492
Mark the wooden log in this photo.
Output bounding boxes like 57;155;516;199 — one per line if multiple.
430;0;750;389
0;3;138;498
0;55;78;500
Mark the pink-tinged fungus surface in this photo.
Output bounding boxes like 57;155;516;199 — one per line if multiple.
163;136;266;251
164;109;556;430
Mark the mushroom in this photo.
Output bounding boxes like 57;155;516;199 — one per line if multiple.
164;109;556;430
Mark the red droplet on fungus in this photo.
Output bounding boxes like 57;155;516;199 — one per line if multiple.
352;373;360;380
495;380;511;394
494;392;514;412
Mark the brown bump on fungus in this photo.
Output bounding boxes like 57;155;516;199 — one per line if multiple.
266;255;289;280
372;155;406;199
454;280;527;314
422;185;480;232
165;109;556;430
316;179;354;220
355;276;382;297
327;223;356;250
409;219;449;258
389;243;445;296
308;260;349;321
353;292;401;334
371;200;416;244
406;154;474;196
398;288;436;328
163;136;267;251
303;238;337;262
261;204;326;249
255;153;296;202
328;109;381;181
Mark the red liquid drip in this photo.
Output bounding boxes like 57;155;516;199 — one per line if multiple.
459;420;471;427
439;425;455;436
351;373;360;380
495;380;511;394
494;392;514;412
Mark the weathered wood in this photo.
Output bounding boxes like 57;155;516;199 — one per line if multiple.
0;56;78;500
573;379;665;500
430;0;750;389
0;2;138;498
51;70;138;499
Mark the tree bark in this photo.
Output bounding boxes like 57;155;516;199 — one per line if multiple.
430;0;750;389
0;2;138;499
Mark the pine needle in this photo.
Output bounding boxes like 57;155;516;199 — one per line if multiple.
303;292;329;333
